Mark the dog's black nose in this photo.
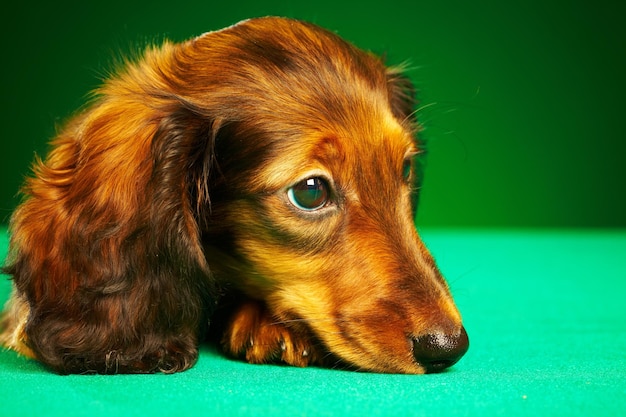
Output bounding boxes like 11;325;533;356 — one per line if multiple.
412;327;469;373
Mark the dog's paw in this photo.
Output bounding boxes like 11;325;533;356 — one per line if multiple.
221;300;317;367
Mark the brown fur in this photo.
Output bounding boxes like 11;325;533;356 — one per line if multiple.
0;17;468;374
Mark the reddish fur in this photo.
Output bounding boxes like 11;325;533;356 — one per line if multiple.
0;17;467;374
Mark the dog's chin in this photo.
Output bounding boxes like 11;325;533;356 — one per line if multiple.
274;294;468;374
317;331;468;374
324;353;429;375
304;328;423;374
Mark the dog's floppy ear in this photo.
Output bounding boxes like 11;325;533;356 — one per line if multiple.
147;99;218;273
4;44;218;373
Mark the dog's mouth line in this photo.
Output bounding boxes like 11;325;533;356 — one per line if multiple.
268;311;467;374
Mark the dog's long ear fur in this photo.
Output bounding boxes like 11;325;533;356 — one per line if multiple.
386;68;424;214
3;43;215;374
387;67;417;125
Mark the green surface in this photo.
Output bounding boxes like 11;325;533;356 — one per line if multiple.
2;2;624;414
1;0;626;228
1;228;625;416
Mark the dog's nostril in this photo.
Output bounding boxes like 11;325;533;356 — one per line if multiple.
412;327;469;373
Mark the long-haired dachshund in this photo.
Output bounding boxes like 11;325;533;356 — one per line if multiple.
0;17;468;374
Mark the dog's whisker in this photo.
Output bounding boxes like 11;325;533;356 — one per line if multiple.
414;101;439;114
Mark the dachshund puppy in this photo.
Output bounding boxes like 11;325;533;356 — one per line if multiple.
0;17;468;374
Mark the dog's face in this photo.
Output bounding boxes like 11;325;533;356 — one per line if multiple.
187;18;468;373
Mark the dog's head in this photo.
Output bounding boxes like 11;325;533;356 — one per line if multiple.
139;17;467;374
90;17;467;373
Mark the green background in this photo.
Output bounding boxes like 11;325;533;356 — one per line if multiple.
1;2;625;416
1;0;625;228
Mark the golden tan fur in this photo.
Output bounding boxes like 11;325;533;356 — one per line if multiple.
0;17;467;374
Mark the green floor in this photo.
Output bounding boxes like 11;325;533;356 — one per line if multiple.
1;228;625;416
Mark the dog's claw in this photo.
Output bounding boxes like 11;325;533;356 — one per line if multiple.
221;299;317;367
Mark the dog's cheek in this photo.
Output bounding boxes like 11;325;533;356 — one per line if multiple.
237;246;332;297
215;197;343;288
266;279;335;321
268;279;423;373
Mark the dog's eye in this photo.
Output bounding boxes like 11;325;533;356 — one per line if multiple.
287;177;329;211
403;159;412;181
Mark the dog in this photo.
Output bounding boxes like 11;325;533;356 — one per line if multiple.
0;17;468;374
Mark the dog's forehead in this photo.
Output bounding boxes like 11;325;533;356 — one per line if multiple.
185;17;416;134
190;17;418;191
190;16;390;98
256;110;415;191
